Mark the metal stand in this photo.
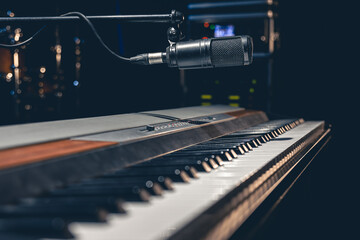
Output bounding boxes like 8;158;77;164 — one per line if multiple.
0;10;185;44
0;10;184;24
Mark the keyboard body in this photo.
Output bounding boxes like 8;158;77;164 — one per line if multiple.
0;105;331;239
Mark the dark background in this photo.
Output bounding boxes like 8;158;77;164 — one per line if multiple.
0;0;357;239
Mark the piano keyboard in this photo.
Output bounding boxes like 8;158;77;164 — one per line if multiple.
0;105;331;240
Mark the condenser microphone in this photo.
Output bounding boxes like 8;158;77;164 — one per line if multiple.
130;35;253;69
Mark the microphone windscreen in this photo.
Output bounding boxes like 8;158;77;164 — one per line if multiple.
210;36;253;67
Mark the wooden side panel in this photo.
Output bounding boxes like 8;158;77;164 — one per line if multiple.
226;110;266;118
0;140;118;170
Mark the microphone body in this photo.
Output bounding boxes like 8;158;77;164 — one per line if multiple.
166;38;212;69
130;35;253;69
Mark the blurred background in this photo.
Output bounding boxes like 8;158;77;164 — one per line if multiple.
0;0;356;239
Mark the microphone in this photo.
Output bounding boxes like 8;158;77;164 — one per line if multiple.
130;35;253;69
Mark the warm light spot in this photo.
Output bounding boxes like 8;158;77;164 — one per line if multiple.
13;52;19;67
40;67;46;73
25;104;32;110
14;28;22;42
56;54;61;63
55;45;62;54
204;22;209;28
6;73;13;81
201;94;212;100
228;95;240;100
202;37;208;39
229;103;239;107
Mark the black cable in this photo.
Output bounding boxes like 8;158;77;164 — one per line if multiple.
0;11;130;62
60;12;130;62
0;25;47;48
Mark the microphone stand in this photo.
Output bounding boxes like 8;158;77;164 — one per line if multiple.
0;10;184;121
0;10;185;43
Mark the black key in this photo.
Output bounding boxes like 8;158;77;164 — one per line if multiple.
261;134;270;141
224;131;270;137
202;140;247;155
211;137;254;151
139;158;212;173
0;205;107;222
163;154;220;168
51;185;151;202
0;233;42;240
171;149;232;161
244;142;253;151
0;217;72;239
100;175;174;190
241;144;249;152
76;179;164;196
183;145;238;159
202;144;243;156
131;165;198;179
169;153;227;165
113;167;191;183
258;135;267;143
21;196;126;214
210;155;225;165
250;139;258;147
207;138;253;152
196;141;244;150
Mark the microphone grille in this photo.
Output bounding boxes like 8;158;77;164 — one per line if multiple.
210;36;246;67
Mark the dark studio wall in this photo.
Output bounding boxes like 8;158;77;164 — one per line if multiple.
0;0;186;124
265;1;357;239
